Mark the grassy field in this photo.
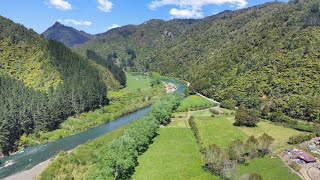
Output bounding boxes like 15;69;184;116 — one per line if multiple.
120;73;152;92
238;157;300;180
193;110;304;150
191;109;303;179
132;127;215;180
177;95;216;112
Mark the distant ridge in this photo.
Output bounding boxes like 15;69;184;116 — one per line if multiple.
42;22;95;47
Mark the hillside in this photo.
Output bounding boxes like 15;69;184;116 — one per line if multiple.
74;0;320;122
147;0;320;122
0;16;122;155
42;22;95;47
73;19;197;70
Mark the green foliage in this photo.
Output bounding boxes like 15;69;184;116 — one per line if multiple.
220;100;236;110
234;105;260;127
26;73;166;144
86;50;126;86
0;17;124;155
84;94;181;179
39;124;129;180
73;19;197;71
288;133;316;144
96;1;320;123
204;134;274;179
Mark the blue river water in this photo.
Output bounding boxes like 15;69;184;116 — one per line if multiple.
0;80;186;179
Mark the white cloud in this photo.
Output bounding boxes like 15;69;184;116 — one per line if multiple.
98;0;113;13
49;0;72;10
149;0;248;18
107;24;120;30
58;19;92;26
170;8;202;18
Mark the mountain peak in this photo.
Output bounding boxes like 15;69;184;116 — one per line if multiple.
42;22;95;47
53;21;63;27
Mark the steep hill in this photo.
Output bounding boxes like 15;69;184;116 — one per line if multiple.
149;0;320;122
42;22;95;47
73;19;197;70
74;0;320;122
0;16;122;155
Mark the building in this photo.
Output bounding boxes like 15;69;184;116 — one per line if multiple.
297;153;317;163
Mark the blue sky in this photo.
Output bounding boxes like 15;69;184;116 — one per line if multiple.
0;0;288;34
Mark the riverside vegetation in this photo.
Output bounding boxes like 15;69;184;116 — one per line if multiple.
39;94;181;179
20;73;166;146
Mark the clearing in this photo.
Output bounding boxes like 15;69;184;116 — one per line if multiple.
176;95;217;112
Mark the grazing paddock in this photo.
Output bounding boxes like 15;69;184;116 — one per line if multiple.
132;128;216;180
177;95;216;112
193;110;305;150
238;156;300;180
191;109;304;179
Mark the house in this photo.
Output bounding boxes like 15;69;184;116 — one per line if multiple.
297;153;317;163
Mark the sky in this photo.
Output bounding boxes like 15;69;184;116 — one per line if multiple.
0;0;289;34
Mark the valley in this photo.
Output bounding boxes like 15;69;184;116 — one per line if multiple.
1;0;320;179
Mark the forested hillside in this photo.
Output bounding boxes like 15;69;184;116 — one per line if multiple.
42;22;95;47
0;16;124;155
148;0;320;122
74;0;320;123
74;19;197;70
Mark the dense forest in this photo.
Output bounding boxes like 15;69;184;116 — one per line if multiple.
75;0;320;123
148;0;320;123
73;19;197;71
0;16;124;155
86;50;126;86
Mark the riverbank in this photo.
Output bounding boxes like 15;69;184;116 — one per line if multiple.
4;159;50;180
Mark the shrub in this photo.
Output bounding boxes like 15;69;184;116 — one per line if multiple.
220;100;236;110
288;133;316;144
209;108;220;115
289;161;301;172
249;172;262;180
188;116;202;144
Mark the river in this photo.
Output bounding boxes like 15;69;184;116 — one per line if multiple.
0;80;185;179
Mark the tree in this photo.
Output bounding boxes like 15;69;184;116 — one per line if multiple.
220;100;236;110
244;136;259;159
104;136;137;179
258;133;274;156
234;105;260;127
228;139;245;163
